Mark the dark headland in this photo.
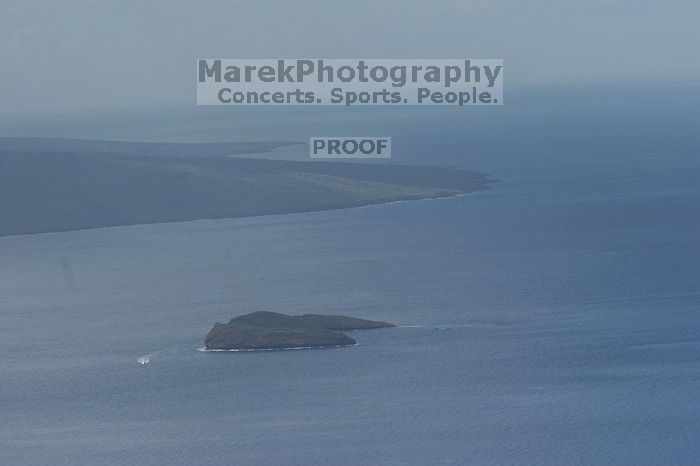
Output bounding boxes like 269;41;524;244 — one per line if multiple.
204;311;395;351
0;138;494;237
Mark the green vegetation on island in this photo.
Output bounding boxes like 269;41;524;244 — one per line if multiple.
204;311;395;350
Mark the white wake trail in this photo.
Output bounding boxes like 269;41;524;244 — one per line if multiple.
136;346;179;365
136;355;151;364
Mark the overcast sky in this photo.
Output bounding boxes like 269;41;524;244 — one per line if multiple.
1;0;698;115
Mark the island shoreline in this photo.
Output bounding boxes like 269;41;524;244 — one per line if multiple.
0;185;493;239
1;145;495;238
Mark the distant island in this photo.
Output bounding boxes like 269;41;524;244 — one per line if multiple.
204;311;395;351
0;138;493;237
0;137;298;158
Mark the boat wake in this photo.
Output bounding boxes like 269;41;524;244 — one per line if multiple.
398;321;504;330
136;346;178;365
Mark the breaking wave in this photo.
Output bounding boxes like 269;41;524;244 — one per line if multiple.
197;343;357;353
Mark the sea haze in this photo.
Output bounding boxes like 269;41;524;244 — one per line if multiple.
1;88;699;464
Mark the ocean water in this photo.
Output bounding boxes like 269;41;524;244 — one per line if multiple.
1;97;700;464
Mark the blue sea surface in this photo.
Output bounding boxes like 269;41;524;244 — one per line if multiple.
1;98;699;464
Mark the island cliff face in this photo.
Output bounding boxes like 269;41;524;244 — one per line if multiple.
204;311;395;350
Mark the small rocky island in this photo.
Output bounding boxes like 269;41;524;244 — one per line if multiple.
204;311;395;351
